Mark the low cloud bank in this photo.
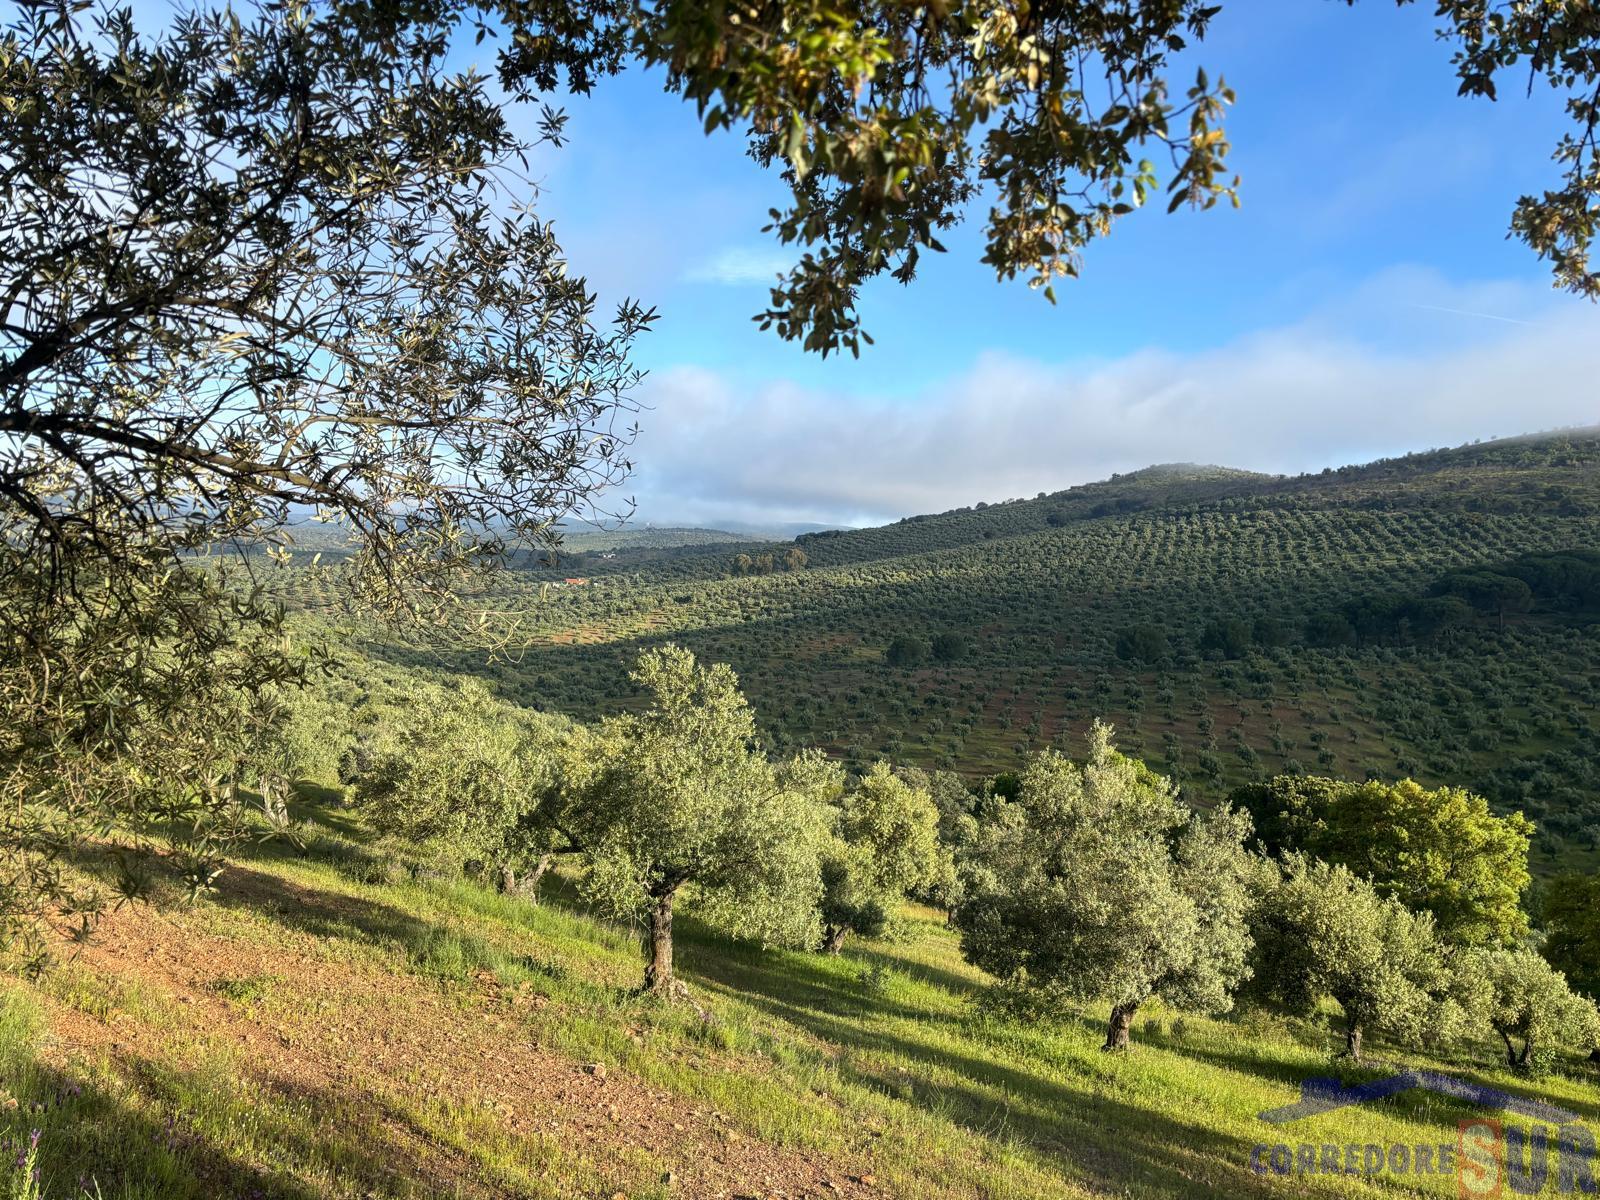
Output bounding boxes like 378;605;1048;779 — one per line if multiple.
621;272;1600;528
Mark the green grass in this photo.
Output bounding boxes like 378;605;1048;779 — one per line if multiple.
6;806;1597;1198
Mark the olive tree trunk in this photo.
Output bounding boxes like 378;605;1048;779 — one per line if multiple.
1344;1019;1364;1062
1104;1002;1139;1051
525;853;553;904
642;888;677;994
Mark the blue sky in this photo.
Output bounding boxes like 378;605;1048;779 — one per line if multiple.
110;0;1600;527
529;0;1567;387
484;0;1600;527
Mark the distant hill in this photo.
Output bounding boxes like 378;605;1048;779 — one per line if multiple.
778;426;1600;569
699;518;849;539
1122;462;1273;482
551;525;753;552
273;519;846;561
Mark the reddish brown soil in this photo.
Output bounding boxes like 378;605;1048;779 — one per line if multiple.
33;869;878;1200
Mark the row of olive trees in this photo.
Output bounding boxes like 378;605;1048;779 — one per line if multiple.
332;643;1598;1068
349;645;950;993
950;729;1600;1067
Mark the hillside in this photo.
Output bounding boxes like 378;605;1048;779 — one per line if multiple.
13;8;1600;1198
265;428;1600;872
551;526;756;553
6;797;1595;1199
11;432;1600;1199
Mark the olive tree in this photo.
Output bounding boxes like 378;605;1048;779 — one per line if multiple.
0;0;650;958
1455;947;1600;1071
250;681;359;792
956;722;1258;1050
818;762;947;953
907;767;980;915
1248;856;1445;1062
352;679;577;895
564;646;829;995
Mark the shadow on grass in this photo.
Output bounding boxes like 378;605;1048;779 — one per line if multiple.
207;855;635;1004
1163;1021;1600;1131
1;1047;319;1200
693;942;961;1031
666;904;1600;1197
172;841;1600;1199
669;927;1274;1199
846;939;985;1001
1145;1030;1346;1092
206;863;458;974
19;1040;510;1199
285;785;368;843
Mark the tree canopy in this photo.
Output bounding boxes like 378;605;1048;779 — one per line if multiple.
2;0;652;612
462;0;1600;354
1248;856;1445;1062
1540;875;1600;1003
353;679;575;892
1229;775;1532;948
956;722;1256;1049
885;635;929;669
1455;947;1600;1070
0;0;656;951
818;761;947;952
564;645;830;992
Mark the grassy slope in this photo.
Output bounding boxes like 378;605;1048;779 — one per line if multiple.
4;801;1597;1199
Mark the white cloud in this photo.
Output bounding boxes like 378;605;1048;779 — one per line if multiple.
618;270;1600;528
683;246;791;286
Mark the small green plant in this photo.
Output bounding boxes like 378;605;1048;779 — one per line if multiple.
689;1017;738;1052
0;1128;99;1200
857;962;890;995
408;928;492;981
210;975;278;1008
4;1128;40;1200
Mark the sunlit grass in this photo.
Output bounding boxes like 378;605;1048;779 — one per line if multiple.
3;803;1597;1198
